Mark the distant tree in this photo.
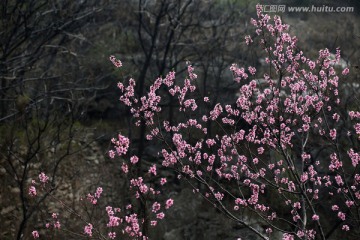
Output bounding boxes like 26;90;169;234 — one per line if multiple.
0;1;102;239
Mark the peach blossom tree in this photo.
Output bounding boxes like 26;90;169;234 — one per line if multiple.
29;4;359;240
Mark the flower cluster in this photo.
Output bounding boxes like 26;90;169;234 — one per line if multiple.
28;172;50;197
109;134;130;158
110;55;122;68
87;187;103;205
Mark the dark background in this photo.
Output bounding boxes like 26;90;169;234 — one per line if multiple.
1;0;359;239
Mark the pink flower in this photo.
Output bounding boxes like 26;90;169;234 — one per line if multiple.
29;186;37;197
111;134;130;157
329;153;342;171
39;172;49;183
152;202;161;213
95;187;103;198
342;68;349;75
160;178;167;185
148;164;157;176
329;129;337;140
300;173;308;183
297;230;305;238
108;232;116;239
109;150;115;158
257;147;265;155
84;223;93;237
335;175;344;186
107;216;120;227
54;221;61;229
347;148;360;167
245;35;253;45
342;225;350;231
248;66;256;75
338;211;346;221
32;230;39;238
87;194;97;205
312;214;319;221
121;163;129;174
156;212;165;219
165;198;174;209
214;192;224;201
106;206;113;215
130;155;139;164
283;233;295;240
293;202;301;209
346;200;354;207
109;55;122;68
308;61;316;70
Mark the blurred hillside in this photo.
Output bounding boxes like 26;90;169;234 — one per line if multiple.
0;0;359;239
